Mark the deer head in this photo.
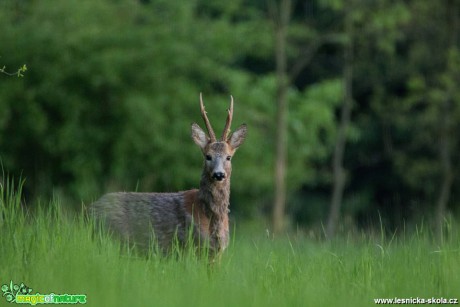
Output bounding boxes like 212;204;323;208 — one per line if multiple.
191;93;247;182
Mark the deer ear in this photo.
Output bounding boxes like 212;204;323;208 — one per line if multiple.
191;123;209;149
228;124;247;149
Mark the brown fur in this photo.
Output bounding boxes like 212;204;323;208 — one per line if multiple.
183;189;210;235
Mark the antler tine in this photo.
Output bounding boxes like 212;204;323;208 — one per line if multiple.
221;95;234;141
200;93;217;142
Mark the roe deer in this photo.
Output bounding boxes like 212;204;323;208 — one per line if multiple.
90;94;247;259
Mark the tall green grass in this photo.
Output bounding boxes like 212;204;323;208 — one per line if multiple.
1;179;459;306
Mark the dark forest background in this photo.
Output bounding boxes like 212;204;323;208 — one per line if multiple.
1;0;459;239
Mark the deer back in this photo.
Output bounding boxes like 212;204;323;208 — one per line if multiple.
90;191;211;253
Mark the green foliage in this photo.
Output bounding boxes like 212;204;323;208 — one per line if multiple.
0;0;276;207
289;79;342;187
370;1;460;211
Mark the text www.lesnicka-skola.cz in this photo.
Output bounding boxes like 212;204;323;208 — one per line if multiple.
374;297;458;304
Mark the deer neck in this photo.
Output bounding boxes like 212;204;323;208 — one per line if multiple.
198;171;230;216
198;170;230;251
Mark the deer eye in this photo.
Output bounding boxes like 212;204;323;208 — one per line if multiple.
226;156;232;161
205;155;212;161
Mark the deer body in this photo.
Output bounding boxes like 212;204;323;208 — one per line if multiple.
90;94;246;256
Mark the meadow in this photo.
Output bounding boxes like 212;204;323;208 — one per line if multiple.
1;180;459;307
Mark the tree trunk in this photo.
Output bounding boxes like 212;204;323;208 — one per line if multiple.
326;9;353;239
435;124;453;240
435;0;457;241
272;0;291;235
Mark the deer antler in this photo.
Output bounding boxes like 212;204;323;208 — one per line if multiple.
221;95;233;141
200;93;217;142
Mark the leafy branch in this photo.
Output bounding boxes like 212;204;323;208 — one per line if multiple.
0;64;27;77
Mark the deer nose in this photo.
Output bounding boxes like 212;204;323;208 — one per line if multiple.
212;172;226;181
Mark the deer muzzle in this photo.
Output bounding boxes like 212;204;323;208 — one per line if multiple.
211;157;227;181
